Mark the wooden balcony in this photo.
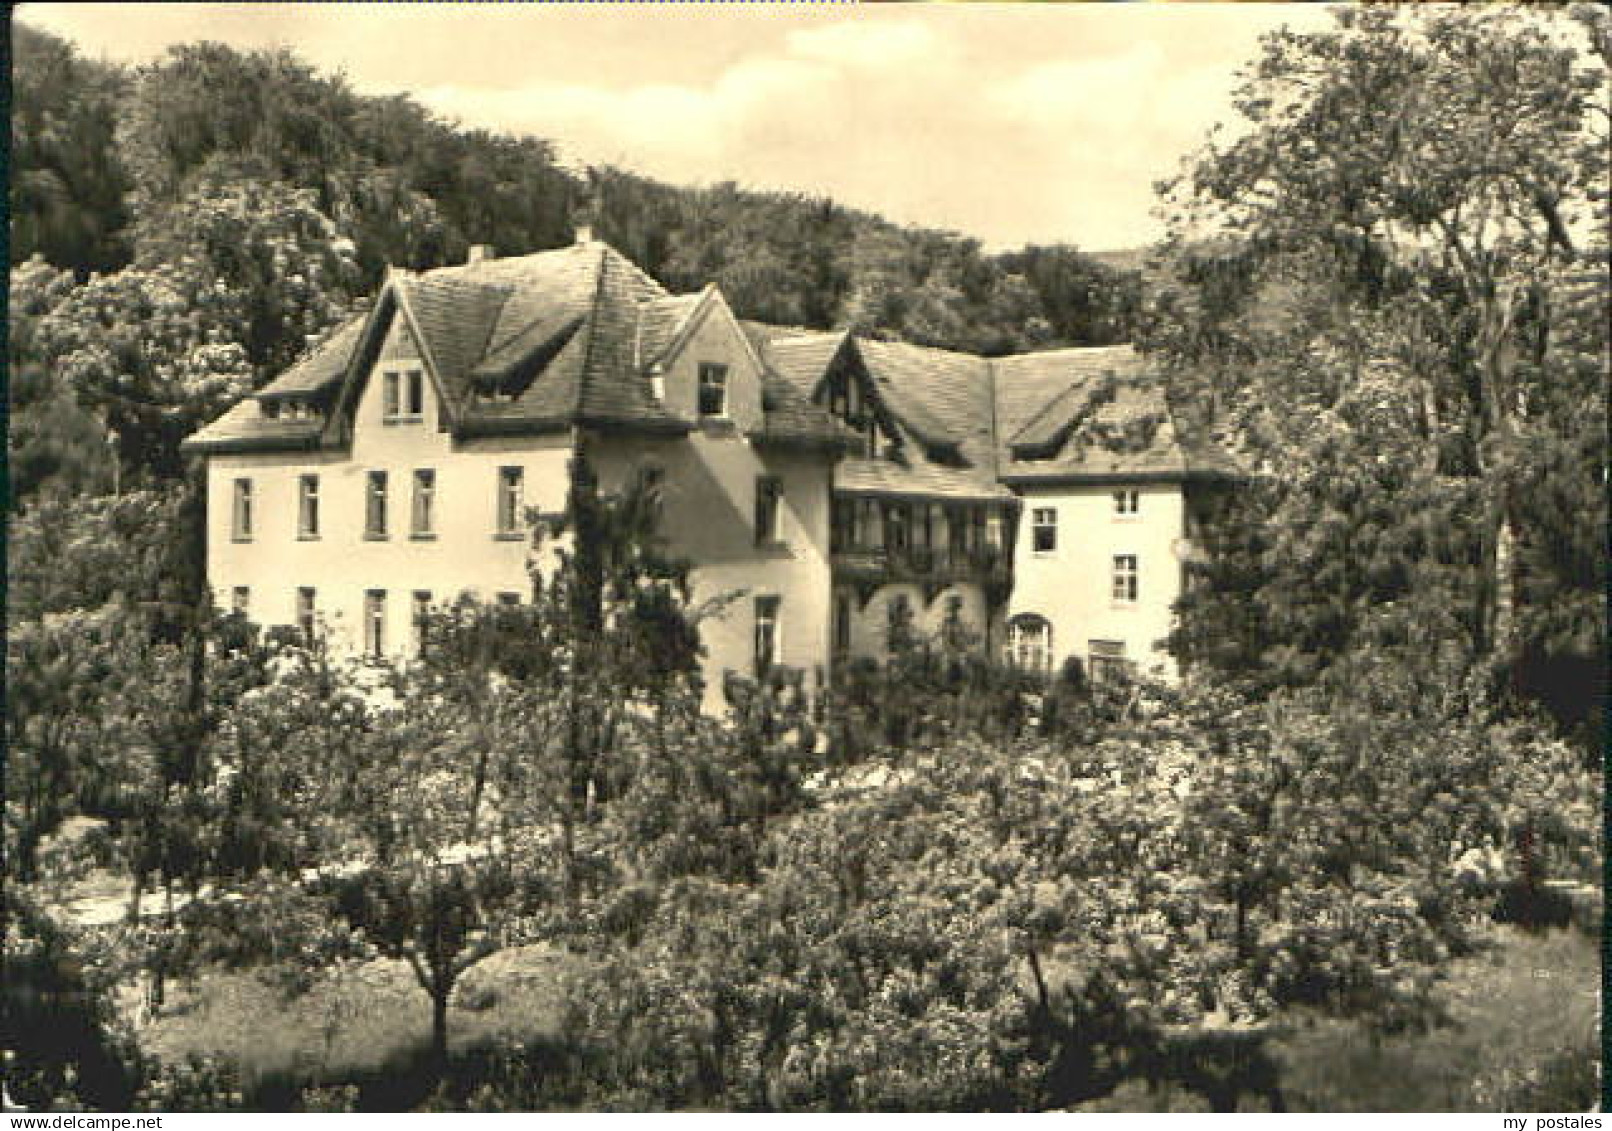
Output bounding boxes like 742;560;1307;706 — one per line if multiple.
831;544;1011;588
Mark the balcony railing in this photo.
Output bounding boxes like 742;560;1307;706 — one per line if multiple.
831;544;1010;585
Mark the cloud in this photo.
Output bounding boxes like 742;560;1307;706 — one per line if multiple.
784;20;945;69
406;15;1256;250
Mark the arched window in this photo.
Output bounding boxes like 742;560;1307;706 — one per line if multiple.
1007;614;1052;674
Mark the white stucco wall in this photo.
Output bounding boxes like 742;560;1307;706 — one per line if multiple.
656;297;766;433
1007;482;1185;678
838;579;993;662
591;303;834;714
207;313;573;658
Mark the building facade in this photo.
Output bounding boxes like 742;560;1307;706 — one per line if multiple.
184;237;1233;707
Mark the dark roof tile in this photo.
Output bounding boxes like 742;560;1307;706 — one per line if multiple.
180;398;324;453
191;241;1235;484
835;458;1016;503
994;345;1237;483
255;317;366;399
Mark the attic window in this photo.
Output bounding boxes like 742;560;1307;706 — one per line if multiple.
698;363;728;418
383;368;424;423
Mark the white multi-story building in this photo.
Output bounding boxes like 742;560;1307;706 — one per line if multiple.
184;235;1234;707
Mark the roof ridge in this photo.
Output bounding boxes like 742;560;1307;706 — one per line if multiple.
595;241;669;302
856;334;984;365
572;244;611;419
639;283;720;371
998;341;1138;366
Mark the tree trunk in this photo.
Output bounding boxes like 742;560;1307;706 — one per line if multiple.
1234;891;1250;960
466;742;490;840
1493;510;1518;661
431;984;451;1068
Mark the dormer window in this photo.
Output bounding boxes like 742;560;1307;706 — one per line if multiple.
698;363;728;419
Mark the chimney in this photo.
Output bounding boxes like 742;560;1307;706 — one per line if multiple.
467;244;495;265
570;164;600;245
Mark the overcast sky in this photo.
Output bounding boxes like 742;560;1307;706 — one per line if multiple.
18;2;1336;252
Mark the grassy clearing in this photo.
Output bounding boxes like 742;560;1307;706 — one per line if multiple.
137;944;579;1091
1274;924;1601;1112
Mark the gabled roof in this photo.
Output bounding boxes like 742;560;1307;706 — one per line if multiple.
853;337;986;466
994;345;1237;484
188;240;846;452
747;324;1009;498
638;290;711;370
761;330;850;395
993;344;1143;452
758;330;983;468
186;238;1235;489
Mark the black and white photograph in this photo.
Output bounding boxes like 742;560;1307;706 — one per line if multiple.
4;0;1606;1115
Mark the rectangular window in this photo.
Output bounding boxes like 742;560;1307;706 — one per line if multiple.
698;362;728;418
866;500;885;549
405;370;424;418
884;502;910;554
1032;507;1057;554
365;471;388;539
231;586;250;616
914;504;935;552
382;371;400;419
1010;617;1053;674
497;466;524;537
754;476;783;546
947;506;969;559
833;591;853;657
297;587;316;642
232;478;253;541
496;591;521;607
754;595;781;677
412;469;436;538
1089;639;1130;683
412;590;432;652
298;475;320;539
831;498;854;554
1114;489;1140;517
365;590;386;657
1112;555;1139;603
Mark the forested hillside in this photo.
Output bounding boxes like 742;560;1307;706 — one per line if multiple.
8;24;1140;499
